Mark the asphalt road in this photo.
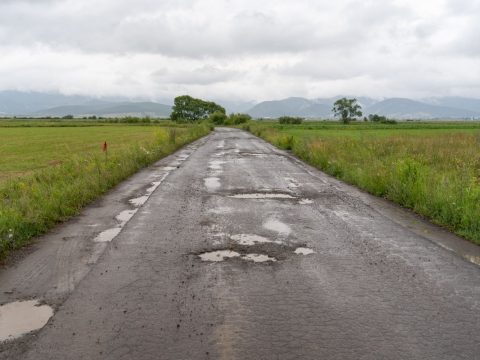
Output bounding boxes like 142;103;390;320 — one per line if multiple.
1;128;480;359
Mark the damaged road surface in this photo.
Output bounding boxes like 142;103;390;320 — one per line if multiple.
1;128;480;359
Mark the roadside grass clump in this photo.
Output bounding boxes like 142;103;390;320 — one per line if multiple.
247;122;480;245
0;124;210;259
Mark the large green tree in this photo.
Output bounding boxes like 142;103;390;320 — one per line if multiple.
332;98;363;124
170;95;225;122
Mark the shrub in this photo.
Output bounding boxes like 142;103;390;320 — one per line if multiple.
229;113;252;125
278;116;304;124
209;111;228;125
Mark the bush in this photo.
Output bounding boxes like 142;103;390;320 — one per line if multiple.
229;113;252;125
369;114;397;124
209;111;228;125
278;116;304;124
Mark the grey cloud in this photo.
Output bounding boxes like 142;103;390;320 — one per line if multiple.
0;0;479;100
152;65;238;85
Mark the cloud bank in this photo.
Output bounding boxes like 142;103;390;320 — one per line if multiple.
0;0;479;101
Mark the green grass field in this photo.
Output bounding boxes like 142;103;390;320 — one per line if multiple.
0;120;211;258
244;121;480;245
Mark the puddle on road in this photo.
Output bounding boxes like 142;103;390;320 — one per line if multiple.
299;199;313;205
93;227;122;243
294;247;316;255
205;177;221;192
229;193;296;200
217;140;225;149
230;234;280;246
199;250;240;262
0;300;54;342
242;254;277;263
263;218;291;236
162;166;177;171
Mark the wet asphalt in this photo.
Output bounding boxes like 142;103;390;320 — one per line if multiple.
1;127;480;359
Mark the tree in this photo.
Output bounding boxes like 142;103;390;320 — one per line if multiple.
170;95;225;122
332;98;363;124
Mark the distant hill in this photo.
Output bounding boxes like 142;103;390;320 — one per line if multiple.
366;98;480;119
0;91;92;115
422;97;480;113
2;91;480;119
246;96;480;119
247;97;331;118
0;91;172;118
34;102;172;117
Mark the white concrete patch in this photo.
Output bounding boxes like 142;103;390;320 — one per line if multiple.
115;209;138;226
199;250;240;262
205;177;221;192
285;177;299;188
217;140;225;149
465;255;480;266
162;166;177;171
209;160;225;170
0;300;54;342
93;227;122;243
294;247;316;255
129;195;149;207
299;199;314;205
229;193;296;199
242;254;277;263
263;218;292;236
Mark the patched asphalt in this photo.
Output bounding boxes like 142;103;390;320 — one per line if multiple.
1;128;480;359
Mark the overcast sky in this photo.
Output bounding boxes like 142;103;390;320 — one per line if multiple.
0;0;479;102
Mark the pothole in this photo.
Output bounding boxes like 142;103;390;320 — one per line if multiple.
242;254;277;263
294;247;316;255
229;193;296;200
198;250;277;263
230;234;281;246
299;199;313;205
0;300;54;342
199;250;240;262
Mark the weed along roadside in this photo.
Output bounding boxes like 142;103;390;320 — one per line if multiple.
241;121;480;246
0;124;211;259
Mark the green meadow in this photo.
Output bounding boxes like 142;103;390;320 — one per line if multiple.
243;121;480;245
0;120;210;258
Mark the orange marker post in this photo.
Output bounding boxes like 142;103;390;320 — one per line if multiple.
102;141;108;161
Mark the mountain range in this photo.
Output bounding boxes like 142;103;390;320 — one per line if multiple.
247;96;480;119
1;91;480;119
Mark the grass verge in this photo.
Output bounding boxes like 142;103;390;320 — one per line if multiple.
242;122;480;246
0;124;210;259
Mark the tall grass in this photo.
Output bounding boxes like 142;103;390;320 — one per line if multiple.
0;125;210;258
246;123;480;245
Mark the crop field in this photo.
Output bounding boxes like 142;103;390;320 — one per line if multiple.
0;120;210;258
244;121;480;245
